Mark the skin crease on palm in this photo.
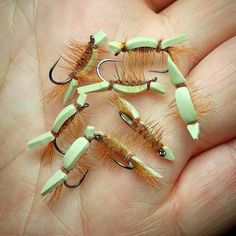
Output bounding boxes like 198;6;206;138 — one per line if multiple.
0;0;236;235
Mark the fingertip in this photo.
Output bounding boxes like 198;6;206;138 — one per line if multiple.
145;0;176;13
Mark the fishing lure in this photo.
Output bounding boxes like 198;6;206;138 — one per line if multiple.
169;58;200;140
46;31;107;105
92;128;163;186
41;125;163;198
27;93;88;159
75;57;166;105
110;94;175;161
108;34;200;140
27;31;204;205
108;34;188;63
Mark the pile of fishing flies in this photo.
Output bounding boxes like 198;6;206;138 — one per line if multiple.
27;31;200;203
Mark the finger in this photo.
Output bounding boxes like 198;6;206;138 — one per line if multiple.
113;36;236;196
183;36;236;155
162;36;236;184
170;139;236;235
161;0;236;68
145;0;175;13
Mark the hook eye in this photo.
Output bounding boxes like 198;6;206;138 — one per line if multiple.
158;147;166;157
64;170;88;188
53;139;66;155
82;103;89;108
96;58;121;82
114;51;121;56
111;157;135;170
49;57;73;85
89;35;95;45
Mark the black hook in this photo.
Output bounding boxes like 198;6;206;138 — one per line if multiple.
158;147;166;157
53;139;66;155
49;57;73;85
89;35;95;46
111;157;135;170
148;69;169;73
64;170;88;188
119;111;134;129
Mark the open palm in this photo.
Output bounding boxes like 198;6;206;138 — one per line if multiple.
0;0;236;235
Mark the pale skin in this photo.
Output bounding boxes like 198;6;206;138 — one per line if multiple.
0;0;236;235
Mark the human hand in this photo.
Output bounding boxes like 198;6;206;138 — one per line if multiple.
0;0;235;235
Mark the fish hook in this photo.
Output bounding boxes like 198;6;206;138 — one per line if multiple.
96;58;121;81
64;170;88;188
111;156;136;170
49;57;73;85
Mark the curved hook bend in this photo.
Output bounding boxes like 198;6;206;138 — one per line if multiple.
119;111;134;129
53;139;66;155
64;170;88;188
111;157;135;170
96;58;121;81
49;57;73;85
